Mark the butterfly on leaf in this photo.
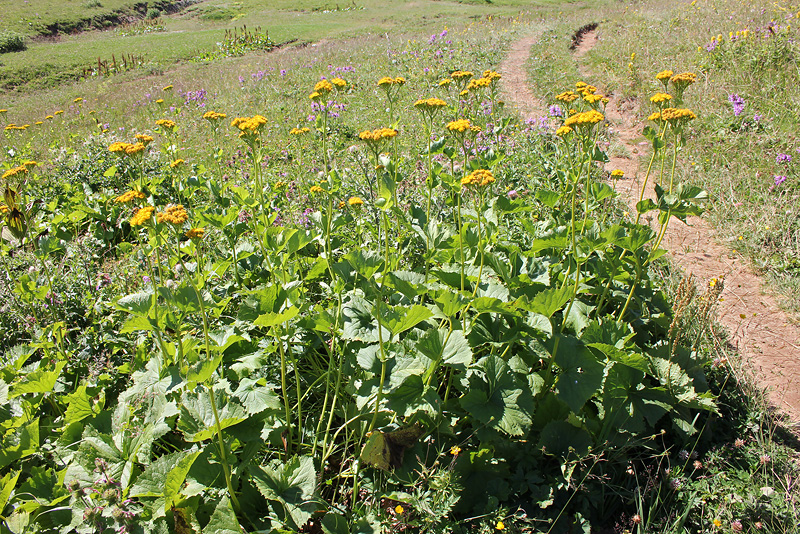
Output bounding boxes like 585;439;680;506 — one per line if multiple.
360;423;425;471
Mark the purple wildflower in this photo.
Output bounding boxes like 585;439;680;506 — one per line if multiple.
507;189;519;199
728;94;745;116
776;153;792;164
774;175;787;187
549;104;563;117
280;69;287;76
753;113;762;122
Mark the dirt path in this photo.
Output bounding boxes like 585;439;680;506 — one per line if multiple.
499;28;800;425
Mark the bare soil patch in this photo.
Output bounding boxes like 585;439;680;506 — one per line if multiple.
500;28;800;425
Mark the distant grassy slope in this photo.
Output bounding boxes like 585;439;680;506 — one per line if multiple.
0;0;565;94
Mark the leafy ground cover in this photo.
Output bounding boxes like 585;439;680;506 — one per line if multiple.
1;1;799;533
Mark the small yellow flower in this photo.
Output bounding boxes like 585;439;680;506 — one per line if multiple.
203;111;227;122
656;70;674;82
74;97;83;103
314;79;334;94
310;185;324;194
155;99;165;104
496;521;505;530
2;166;28;180
331;77;347;88
450;445;461;456
114;190;146;203
611;169;624;178
438;78;453;87
155;119;177;129
135;134;154;146
556;125;573;136
461;169;495;188
157;204;189;225
713;519;722;528
394;505;404;515
130;206;155;226
170;159;185;168
185;227;205;239
163;85;173;91
54;110;64;115
348;196;364;207
22;160;38;168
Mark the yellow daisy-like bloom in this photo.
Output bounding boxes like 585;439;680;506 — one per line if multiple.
395;505;404;515
130;206;155;226
467;77;492;90
185;227;205;239
611;169;624;178
584;93;603;104
413;97;448;112
377;76;395;87
648;111;662;122
348;196;364;206
450;445;462;456
670;71;697;86
124;142;146;156
45;115;54;120
446;119;472;133
108;141;131;154
451;70;474;80
135;134;154;146
163;85;173;91
564;109;604;128
650;93;672;104
54;110;64;115
155;99;165;104
331;77;347;88
314;79;334;94
155;119;176;129
482;70;501;81
114;190;146;203
394;76;406;85
290;127;311;135
556;91;579;103
712;518;722;528
438;78;453;87
309;91;322;101
203;111;227;121
310;185;324;194
655;70;674;81
2;166;27;180
660;107;696;123
461;169;495;188
496;521;505;530
157;204;189;225
556;125;573;136
35;121;43;125
359;127;398;142
170;159;185;168
74;97;83;103
22;160;38;168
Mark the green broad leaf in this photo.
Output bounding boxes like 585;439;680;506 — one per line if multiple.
130;450;197;498
253;456;317;530
417;328;473;371
321;513;350;534
360;432;391;471
253;306;299;328
564;300;593;335
384;271;426;300
525;285;572;318
431;289;468;318
157;285;201;315
553;336;605;413
386;374;442;417
209;326;247;353
304;257;329;281
617;226;655;252
343;249;384;280
0;470;20;511
528;234;569;253
64;385;102;424
535;189;561;208
203;496;241;534
538;421;593;458
379;304;432;337
377;171;396;211
233;377;281;415
587;343;649;373
590;182;615;202
164;450;201;512
342;296;388;343
120;314;158;333
103;165;117;177
636;199;657;214
116;291;155;316
185;352;223;385
460;355;533;436
591;146;609;163
10;361;65;398
178;390;248;442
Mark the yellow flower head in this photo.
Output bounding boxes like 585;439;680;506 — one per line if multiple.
670;71;697;89
35;121;43;125
155;119;176;129
482;70;502;81
135;134;154;146
185;227;205;239
584;93;603;104
447;119;473;133
394;76;406;85
414;97;448;113
310;185;324;194
394;505;404;515
660;107;696;124
108;141;131;154
2;166;28;180
124;142;146;156
656;70;674;81
163;85;173;91
451;70;474;80
130;206;155;226
114;190;146;203
290;127;311;135
556;125;573;136
467;77;492;91
74;97;83;103
22;160;38;168
359;127;398;143
155;99;164;104
0;109;6;114
157;204;189;225
170;159;185;168
564;109;604;129
54;110;64;115
377;76;395;87
315;79;334;94
203;111;227;122
450;445;462;456
461;169;495;188
45;115;54;120
556;91;579;103
309;91;321;101
650;93;673;104
496;521;505;530
438;78;453;87
611;169;624;178
331;77;347;88
648;111;662;122
348;196;364;207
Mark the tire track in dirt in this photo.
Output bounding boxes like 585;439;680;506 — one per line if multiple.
500;28;800;425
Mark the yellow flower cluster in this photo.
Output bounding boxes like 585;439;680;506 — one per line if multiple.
348;196;364;206
467;77;492;90
661;107;696;122
310;185;324;193
378;76;406;86
130;206;155;226
611;169;624;178
556;91;579;103
203;111;227;121
670;72;697;87
575;81;597;96
359;128;398;142
564;109;604;128
461;169;495;187
163;85;173;91
447;119;477;133
155;119;176;129
22;160;37;168
108;142;146;156
315;80;334;94
135;134;154;146
438;78;453;87
583;94;603;104
2;166;28;180
331;77;347;88
648;112;662;122
413;98;448;111
114;190;146;203
5;124;28;131
157;204;189;225
170;159;185;168
650;93;673;104
656;70;674;82
231;115;268;134
74;97;83;103
556;125;573;136
185;227;205;239
290;127;311;135
482;70;501;81
451;70;474;80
